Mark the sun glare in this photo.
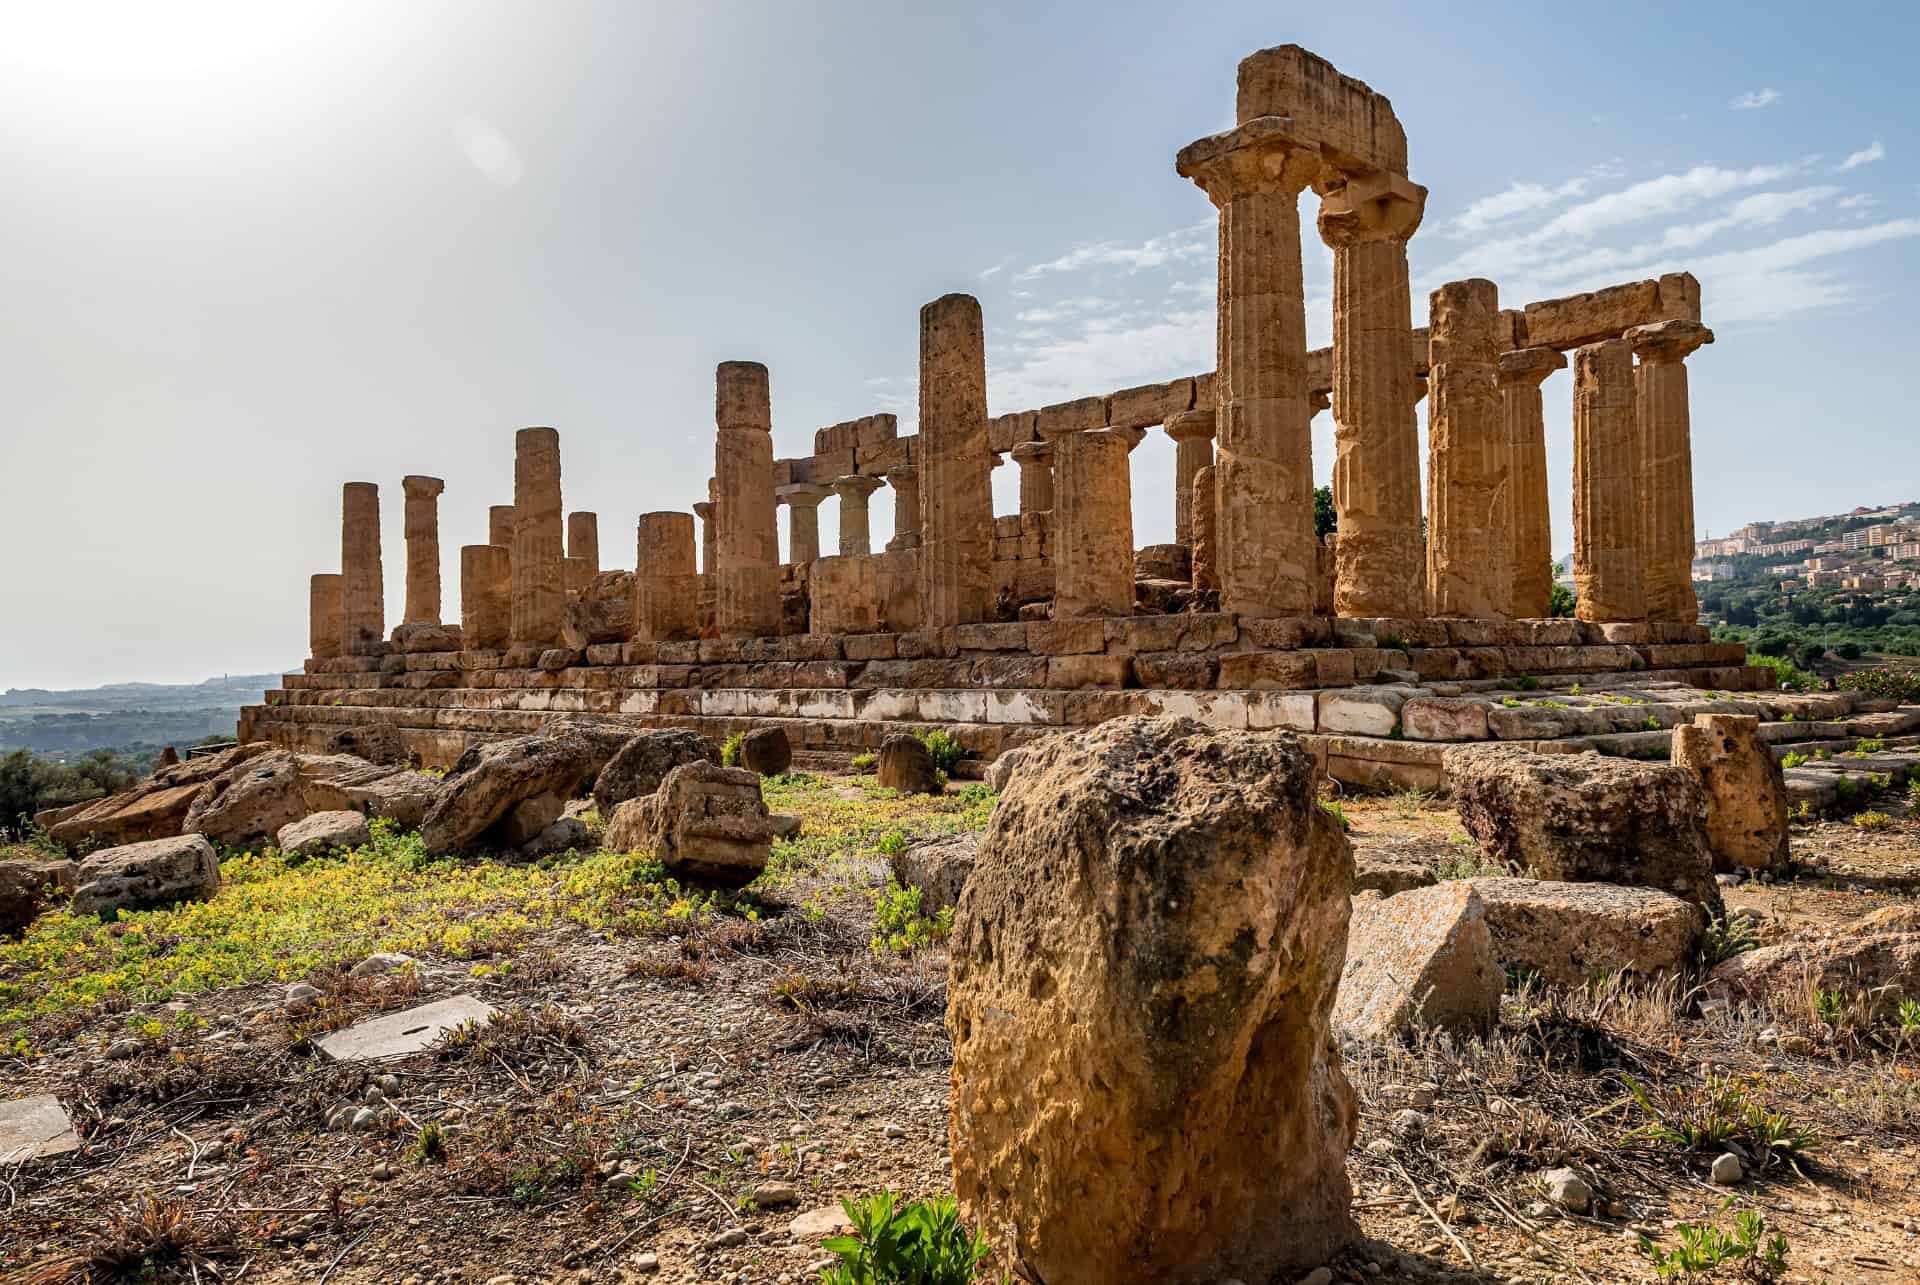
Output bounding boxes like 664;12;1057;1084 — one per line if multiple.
2;0;350;94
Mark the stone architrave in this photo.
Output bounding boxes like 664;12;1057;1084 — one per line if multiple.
1572;339;1645;622
460;545;511;649
1177;121;1323;617
1498;347;1566;618
340;481;384;655
1318;172;1427;620
917;294;994;628
510;427;565;646
305;573;341;661
831;474;885;557
692;501;715;576
1010;441;1055;517
567;511;600;575
401;475;445;626
1191;463;1218;592
633;511;698;641
884;467;920;551
713;362;779;638
1628;320;1713;624
1426;279;1510;618
1054;428;1136;618
775;483;830;565
1164;409;1215;546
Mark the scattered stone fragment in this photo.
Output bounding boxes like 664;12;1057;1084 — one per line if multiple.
1464;877;1705;988
276;810;371;858
876;734;939;795
317;995;497;1062
520;815;589;859
739;727;792;776
1542;1167;1592;1213
0;1095;81;1165
0;858;78;936
421;724;634;855
1335;882;1502;1040
590;729;720;817
46;743;274;849
604;762;775;886
70;834;221;918
788;1205;854;1242
283;982;321;1013
1710;933;1920;1019
886;832;978;915
1710;1152;1744;1185
349;952;416;980
753;1181;798;1207
1671;713;1790;871
769;812;802;839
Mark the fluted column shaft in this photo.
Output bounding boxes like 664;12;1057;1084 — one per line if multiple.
1191;464;1218;592
1426;279;1511;618
567;512;599;574
776;483;829;564
1054;429;1136;617
1009;442;1054;518
1179;135;1322;617
1629;320;1714;624
401;475;445;626
917;294;994;628
1498;348;1566;618
1164;409;1216;546
633;511;699;641
340;481;384;654
309;573;343;660
510;428;565;646
884;468;921;551
1572;339;1645;622
1319;176;1427;619
713;362;779;637
831;475;884;558
461;545;511;648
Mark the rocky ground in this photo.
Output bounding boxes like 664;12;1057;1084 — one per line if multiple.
2;769;1918;1284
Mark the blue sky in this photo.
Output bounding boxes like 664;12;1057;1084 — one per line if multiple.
2;0;1915;687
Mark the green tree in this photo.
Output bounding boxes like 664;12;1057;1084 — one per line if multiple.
1313;485;1336;540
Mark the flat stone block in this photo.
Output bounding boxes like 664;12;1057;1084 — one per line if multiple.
1216;651;1318;690
1245;691;1317;731
1026;618;1106;655
0;1095;80;1165
987;690;1062;725
1047;655;1132;690
1401;696;1491;742
844;633;898;661
1316;687;1411;737
317;996;499;1062
953;622;1028;652
1240;617;1333;649
1139;689;1249;730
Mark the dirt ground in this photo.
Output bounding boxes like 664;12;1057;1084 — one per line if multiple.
3;773;1919;1285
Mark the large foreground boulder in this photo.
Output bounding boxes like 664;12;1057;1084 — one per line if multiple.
948;716;1356;1284
44;744;275;849
0;859;78;936
1446;746;1723;916
1711;933;1920;1019
70;835;220;917
185;751;442;849
1671;713;1790;872
1336;882;1502;1040
1465;877;1704;988
421;725;633;856
298;759;443;829
603;762;774;886
590;730;719;817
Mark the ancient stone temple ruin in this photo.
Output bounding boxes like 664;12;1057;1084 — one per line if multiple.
246;45;1757;788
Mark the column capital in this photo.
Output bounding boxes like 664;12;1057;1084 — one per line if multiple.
1164;408;1217;444
1009;440;1053;465
692;501;713;520
1315;169;1427;246
1496;346;1568;388
775;482;831;508
831;473;885;501
1175;116;1322;204
883;466;917;487
1626;319;1714;365
1308;389;1332;416
402;475;445;500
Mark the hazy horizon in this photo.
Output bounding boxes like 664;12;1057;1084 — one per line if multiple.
4;0;1916;689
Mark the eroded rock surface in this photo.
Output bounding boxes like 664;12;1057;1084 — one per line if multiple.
422;725;633;855
277;810;371;859
876;734;938;795
607;762;773;886
739;727;792;777
71;835;221;917
590;730;719;817
1711;933;1920;1018
43;744;274;848
887;832;978;915
1336;881;1502;1040
1;859;78;936
949;716;1356;1284
1465;877;1703;988
1671;713;1790;871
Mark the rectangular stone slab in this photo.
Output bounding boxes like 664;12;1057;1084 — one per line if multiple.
0;1094;80;1165
317;995;498;1062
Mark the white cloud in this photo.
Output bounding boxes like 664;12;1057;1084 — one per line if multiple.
1536;163;1795;239
1839;140;1886;171
1015;224;1211;280
1452;177;1590;234
454;119;523;187
1730;88;1781;110
988;306;1213;409
1837;193;1878;210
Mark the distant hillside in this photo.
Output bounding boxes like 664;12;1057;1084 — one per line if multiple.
0;671;287;757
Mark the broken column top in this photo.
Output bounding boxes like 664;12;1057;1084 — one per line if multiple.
1165;408;1216;441
1626;318;1715;362
1498;346;1569;383
402;475;445;498
775;482;831;504
716;361;771;431
1233;44;1408;176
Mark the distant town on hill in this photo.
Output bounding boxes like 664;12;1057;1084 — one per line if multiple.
0;672;283;758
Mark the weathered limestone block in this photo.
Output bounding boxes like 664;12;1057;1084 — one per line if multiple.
1233;44;1408;173
591;729;720;816
511;427;567;646
876;734;939;794
184;751;315;848
1446;746;1722;914
460;544;511;650
488;504;516;549
401;475;445;626
560;574;634;650
888;831;978;914
633;512;700;642
810;555;879;636
714;362;780;637
298;761;443;829
340;482;384;654
1;859;78;936
276;810;371;858
1191;463;1218;592
1628;320;1713;624
71;835;220;917
1498;347;1566;618
1317;685;1412;736
48;745;275;849
1400;695;1490;741
1053;428;1136;618
1712;934;1920;1020
421;724;633;855
606;762;773;886
1523;272;1699;351
1426;279;1510;618
1465;877;1704;988
918;295;994;628
1572;340;1645;622
309;573;344;660
949;716;1356;1282
1671;713;1789;872
740;727;792;776
1335;881;1502;1039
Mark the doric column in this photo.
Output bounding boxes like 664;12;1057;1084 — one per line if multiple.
1572;338;1645;622
633;511;699;641
461;545;511;649
693;501;715;576
1164;409;1216;546
510;428;565;646
1177;121;1323;617
713;361;779;637
487;505;516;549
567;512;599;574
775;483;830;564
1010;441;1055;518
1628;320;1714;624
917;294;994;628
831;474;885;557
1426;280;1510;618
400;475;445;626
1191;463;1218;592
884;467;920;551
1053;429;1136;617
340;481;384;654
1498;347;1566;618
309;573;343;660
1318;174;1427;619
